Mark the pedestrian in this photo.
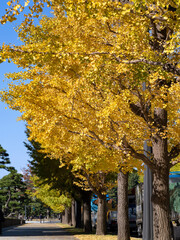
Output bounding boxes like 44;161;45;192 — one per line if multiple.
39;214;43;223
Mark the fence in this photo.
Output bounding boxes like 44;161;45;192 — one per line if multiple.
2;218;25;228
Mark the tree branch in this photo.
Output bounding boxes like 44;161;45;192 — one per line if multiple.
83;171;105;198
108;117;119;140
5;47;180;76
144;13;167;22
121;136;155;170
129;102;154;126
89;130;110;148
106;22;119;34
112;55;180;76
169;143;180;168
4;189;11;212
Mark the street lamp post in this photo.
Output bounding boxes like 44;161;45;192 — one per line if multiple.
143;142;153;240
25;205;27;220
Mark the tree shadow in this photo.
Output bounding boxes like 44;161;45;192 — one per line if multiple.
2;223;77;237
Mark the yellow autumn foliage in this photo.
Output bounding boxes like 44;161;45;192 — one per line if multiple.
31;175;71;213
0;0;179;184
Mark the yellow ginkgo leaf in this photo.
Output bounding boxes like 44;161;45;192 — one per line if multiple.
13;4;20;11
7;1;12;6
24;0;30;7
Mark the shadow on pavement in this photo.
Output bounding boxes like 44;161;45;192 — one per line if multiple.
2;223;75;237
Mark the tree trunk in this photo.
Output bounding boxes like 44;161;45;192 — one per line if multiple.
152;108;171;240
71;199;76;227
3;189;11;215
62;211;65;224
59;213;62;223
64;208;69;224
75;199;82;228
82;191;92;233
96;195;107;235
64;207;71;225
68;206;72;225
117;170;130;240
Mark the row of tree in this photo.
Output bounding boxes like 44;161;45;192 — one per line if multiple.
24;133;141;234
24;131;114;233
0;145;54;220
0;1;179;240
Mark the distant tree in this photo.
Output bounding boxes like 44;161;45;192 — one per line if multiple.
0;169;28;217
24;130;75;194
25;133;118;234
128;171;140;191
0;145;11;171
107;186;117;210
32;176;71;213
24;134;93;231
21;165;34;193
25;198;50;220
169;182;180;214
107;170;140;207
21;166;51;219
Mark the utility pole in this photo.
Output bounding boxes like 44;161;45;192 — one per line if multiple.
142;82;153;240
25;205;27;220
143;142;153;239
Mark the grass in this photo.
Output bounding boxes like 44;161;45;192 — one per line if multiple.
57;223;142;240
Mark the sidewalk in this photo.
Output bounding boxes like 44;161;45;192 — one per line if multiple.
1;222;79;240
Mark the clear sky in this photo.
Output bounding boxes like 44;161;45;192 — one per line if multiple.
0;1;52;178
0;4;29;178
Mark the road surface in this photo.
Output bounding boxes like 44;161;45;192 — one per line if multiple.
1;222;79;240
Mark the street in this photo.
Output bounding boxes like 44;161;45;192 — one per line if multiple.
1;221;180;239
1;222;78;240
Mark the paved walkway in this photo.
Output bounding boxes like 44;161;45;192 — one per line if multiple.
1;222;79;240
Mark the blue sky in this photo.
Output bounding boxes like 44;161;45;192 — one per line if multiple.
0;3;29;178
0;1;52;178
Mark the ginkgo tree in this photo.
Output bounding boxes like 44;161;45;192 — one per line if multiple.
24;134;92;231
32;176;72;214
25;129;119;234
0;0;48;24
0;29;143;239
0;1;180;240
27;124;126;235
68;138;120;235
0;64;143;237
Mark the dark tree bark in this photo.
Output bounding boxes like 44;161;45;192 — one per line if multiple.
117;170;130;240
59;213;62;223
62;211;65;224
96;195;107;235
151;108;171;240
75;199;82;228
82;191;92;233
82;172;112;235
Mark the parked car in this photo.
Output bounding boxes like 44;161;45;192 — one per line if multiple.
107;210;117;231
